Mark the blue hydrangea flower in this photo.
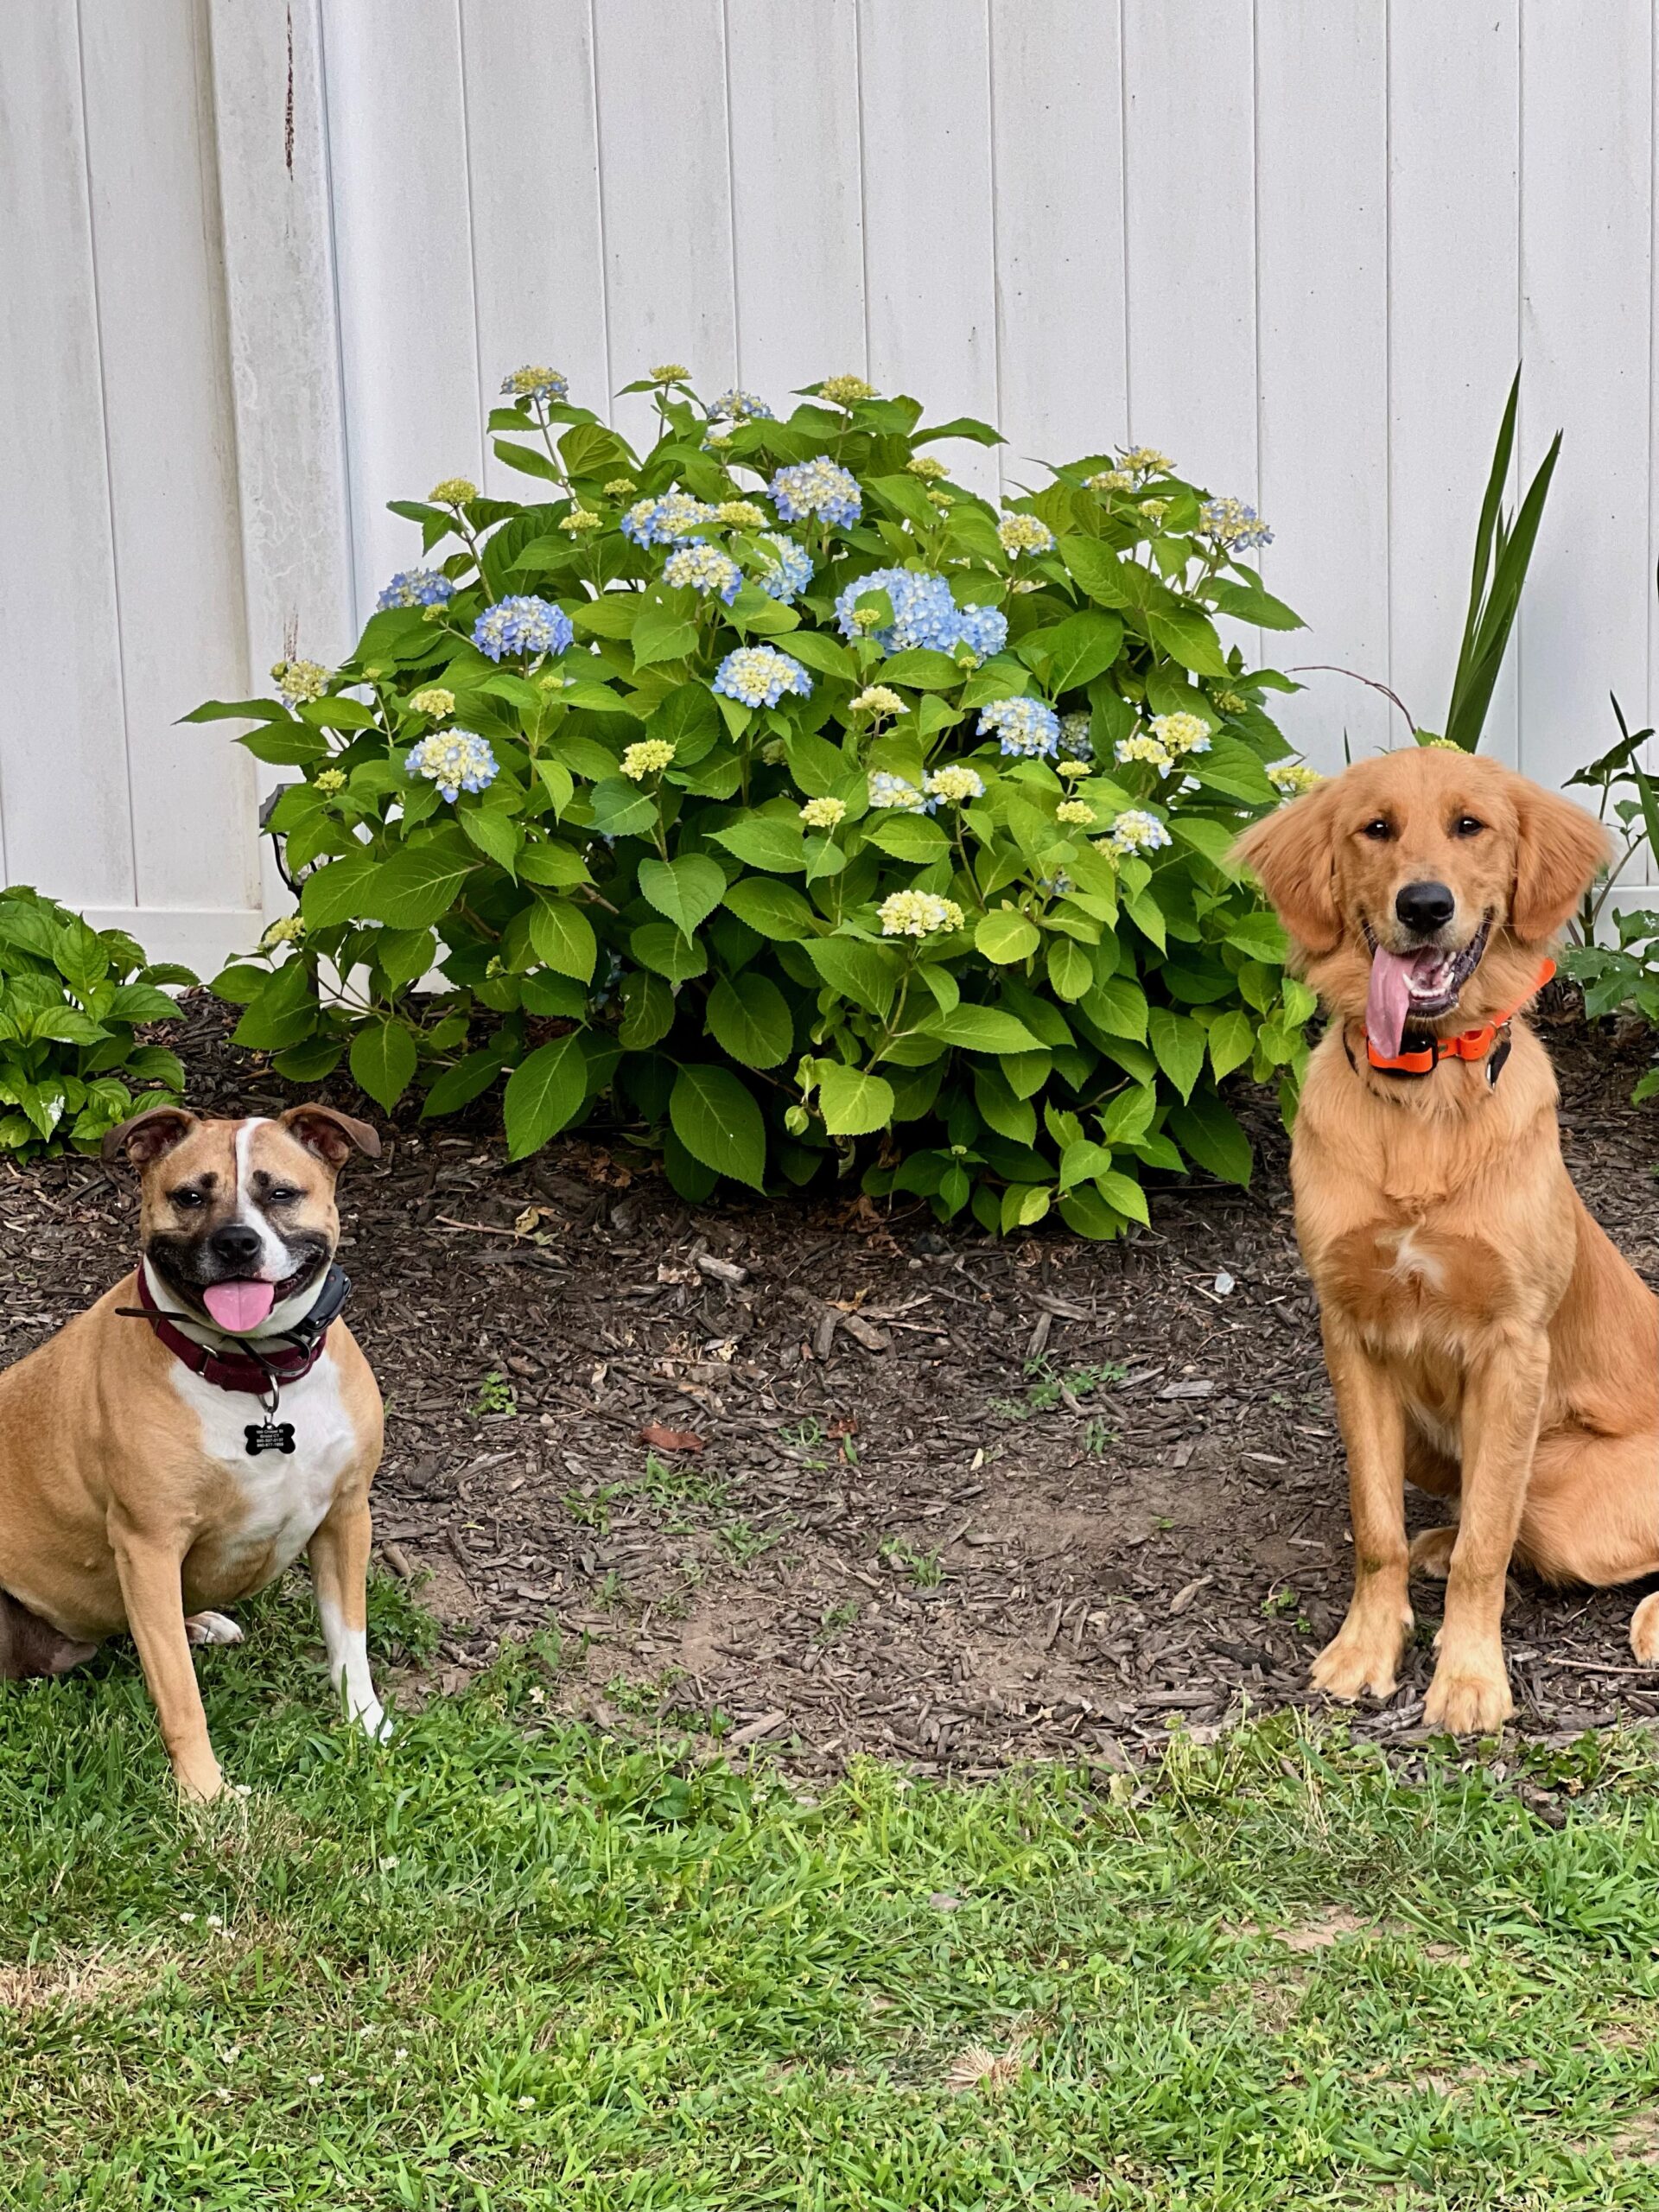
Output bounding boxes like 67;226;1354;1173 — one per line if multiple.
663;539;742;604
978;696;1060;759
1058;711;1094;761
706;387;774;423
770;456;862;530
407;729;498;802
1199;496;1274;550
834;568;1008;661
712;645;813;709
756;533;814;604
472;595;575;662
378;568;455;611
500;365;569;404
620;491;716;547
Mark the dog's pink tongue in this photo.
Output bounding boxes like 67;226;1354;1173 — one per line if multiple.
202;1280;275;1333
1366;946;1416;1060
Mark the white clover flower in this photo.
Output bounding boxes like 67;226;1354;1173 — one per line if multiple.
997;513;1057;557
408;686;456;720
1102;808;1173;857
715;499;768;528
560;508;602;535
270;658;330;706
620;739;676;781
849;686;908;718
924;765;985;805
868;771;930;814
819;373;878;408
1148;711;1212;759
1115;732;1175;773
1056;799;1097;826
799;795;847;830
906;454;948;480
429;476;477;505
663;540;742;603
879;889;964;938
1268;758;1322;798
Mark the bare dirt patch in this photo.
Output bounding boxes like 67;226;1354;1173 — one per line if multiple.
4;994;1659;1773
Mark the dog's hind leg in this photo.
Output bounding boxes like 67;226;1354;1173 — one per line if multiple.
1410;1527;1459;1580
0;1588;98;1679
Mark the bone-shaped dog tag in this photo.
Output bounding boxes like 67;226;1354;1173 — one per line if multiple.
245;1421;296;1456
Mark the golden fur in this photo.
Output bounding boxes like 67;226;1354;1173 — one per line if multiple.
0;1105;383;1797
1235;747;1659;1732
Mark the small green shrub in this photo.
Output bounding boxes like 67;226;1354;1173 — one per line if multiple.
0;886;191;1154
198;365;1316;1236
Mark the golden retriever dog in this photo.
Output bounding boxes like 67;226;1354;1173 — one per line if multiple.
1235;745;1659;1732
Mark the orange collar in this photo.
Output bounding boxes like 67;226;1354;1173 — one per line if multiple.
1361;957;1555;1077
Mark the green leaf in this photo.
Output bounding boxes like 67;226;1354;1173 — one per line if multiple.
588;779;660;840
423;1047;510;1118
877;648;963;690
815;1061;894;1137
301;849;382;931
528;897;598;982
723;877;818;939
460;807;522;875
912;415;1004;448
181;696;293;726
631;922;708;982
619;970;675;1051
361;839;478;930
975;911;1040;964
1059;536;1133;608
1169;1091;1253;1185
1192;737;1278;806
516;842;592;889
804;938;901;1016
239;725;332;767
1207;577;1305;631
1095;1167;1150;1226
1224;911;1290;963
103;982;179;1024
1024;609;1124;692
504;1033;590;1160
1207;1007;1256;1082
54;918;108;998
1046;935;1093;1001
711;816;809;874
632;595;700;669
1149;1007;1205;1101
862;814;950;864
707;971;793;1069
923;1004;1043;1054
782;631;858;681
669;1064;766;1190
638;854;728;941
1147;607;1230;680
349;1020;417;1111
231;961;317;1052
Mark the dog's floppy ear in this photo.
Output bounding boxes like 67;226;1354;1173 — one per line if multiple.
101;1104;197;1168
1510;779;1611;942
1230;781;1343;954
278;1103;382;1169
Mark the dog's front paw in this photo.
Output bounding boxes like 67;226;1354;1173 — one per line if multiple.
1408;1528;1458;1580
353;1699;393;1745
1423;1662;1512;1735
1630;1594;1659;1666
185;1611;244;1649
1310;1611;1409;1702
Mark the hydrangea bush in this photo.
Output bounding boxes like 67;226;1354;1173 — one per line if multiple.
198;368;1316;1236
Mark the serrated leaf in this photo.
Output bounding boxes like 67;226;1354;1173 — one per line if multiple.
723;877;817;939
706;971;793;1069
360;839;477;930
1207;1007;1255;1082
504;1033;590;1159
1149;1007;1205;1101
815;1061;894;1136
923;1004;1043;1054
1169;1091;1253;1185
669;1064;766;1190
349;1020;417;1111
975;910;1040;964
638;854;728;940
619;970;675;1051
711;816;809;874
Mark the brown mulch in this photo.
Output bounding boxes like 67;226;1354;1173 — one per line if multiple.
4;995;1659;1775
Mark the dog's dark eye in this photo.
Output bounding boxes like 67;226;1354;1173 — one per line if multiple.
266;1186;302;1206
1361;817;1392;842
1452;815;1484;837
170;1188;206;1210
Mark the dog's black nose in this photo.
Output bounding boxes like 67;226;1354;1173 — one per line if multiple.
209;1224;263;1269
1395;880;1455;937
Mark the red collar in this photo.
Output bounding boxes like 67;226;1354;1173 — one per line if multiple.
1361;957;1556;1077
129;1266;343;1399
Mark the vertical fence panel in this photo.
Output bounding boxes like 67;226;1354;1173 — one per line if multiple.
1121;1;1256;500
1255;1;1390;768
988;0;1128;476
857;0;1001;496
1389;7;1521;763
79;0;257;926
589;0;738;445
0;1;135;906
321;0;483;620
725;0;866;408
461;0;612;467
1518;1;1653;802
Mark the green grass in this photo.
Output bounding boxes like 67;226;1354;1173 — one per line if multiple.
7;1582;1659;2206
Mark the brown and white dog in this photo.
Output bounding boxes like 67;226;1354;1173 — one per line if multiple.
0;1103;385;1798
1236;747;1659;1733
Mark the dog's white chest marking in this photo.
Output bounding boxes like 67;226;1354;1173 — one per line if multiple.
172;1351;358;1581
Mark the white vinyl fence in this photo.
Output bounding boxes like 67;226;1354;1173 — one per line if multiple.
5;0;1659;967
